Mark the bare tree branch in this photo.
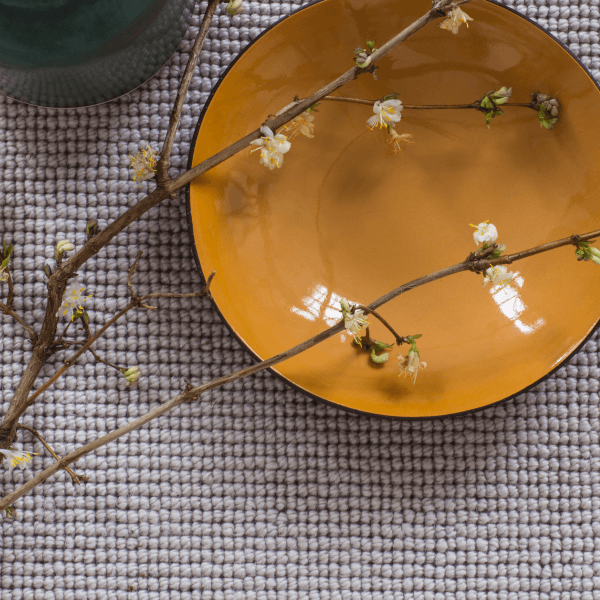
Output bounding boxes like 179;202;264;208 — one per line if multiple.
2;226;597;509
17;424;87;485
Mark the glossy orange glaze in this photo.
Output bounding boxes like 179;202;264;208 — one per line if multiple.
189;0;600;417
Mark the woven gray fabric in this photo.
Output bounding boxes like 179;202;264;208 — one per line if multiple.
1;0;600;598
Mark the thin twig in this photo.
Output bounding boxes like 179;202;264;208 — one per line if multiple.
0;301;37;343
3;226;599;509
18;269;216;415
17;424;87;485
157;0;222;184
321;95;536;111
0;266;37;342
88;348;126;373
354;304;404;345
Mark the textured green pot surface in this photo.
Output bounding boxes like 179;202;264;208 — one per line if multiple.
0;0;195;107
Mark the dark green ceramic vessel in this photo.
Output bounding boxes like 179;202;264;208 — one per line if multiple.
0;0;195;107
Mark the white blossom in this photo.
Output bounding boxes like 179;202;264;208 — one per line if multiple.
343;309;369;340
482;265;514;288
58;278;91;320
398;348;427;384
471;222;498;247
0;266;7;283
123;366;141;386
366;99;403;130
0;445;37;470
249;126;291;170
129;143;159;183
439;6;473;34
284;112;315;140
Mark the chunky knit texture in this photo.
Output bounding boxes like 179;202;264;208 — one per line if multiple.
2;1;600;598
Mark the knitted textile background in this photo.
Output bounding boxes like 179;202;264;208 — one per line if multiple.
1;1;600;598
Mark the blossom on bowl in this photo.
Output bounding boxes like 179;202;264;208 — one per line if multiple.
367;99;403;130
343;309;369;339
284;112;315;140
250;126;292;170
439;6;473;34
482;265;514;288
471;221;498;247
398;348;427;384
387;129;414;154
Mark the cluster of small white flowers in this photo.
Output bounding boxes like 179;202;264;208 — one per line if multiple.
340;298;369;343
0;266;7;283
250;126;292;170
439;6;473;34
471;222;514;288
57;278;91;321
0;446;37;470
129;143;159;183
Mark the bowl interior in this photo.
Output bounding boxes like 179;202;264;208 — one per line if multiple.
188;0;600;418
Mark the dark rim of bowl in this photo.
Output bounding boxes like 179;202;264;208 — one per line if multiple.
185;0;600;421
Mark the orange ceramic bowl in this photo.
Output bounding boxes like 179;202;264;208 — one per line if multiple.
187;0;600;418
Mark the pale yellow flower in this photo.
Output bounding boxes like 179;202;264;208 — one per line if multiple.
284;112;315;141
439;6;473;34
387;129;414;154
398;349;427;384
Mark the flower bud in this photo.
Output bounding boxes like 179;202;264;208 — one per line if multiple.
226;0;244;16
55;239;75;260
340;298;351;314
123;366;141;386
86;219;99;239
491;86;512;105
